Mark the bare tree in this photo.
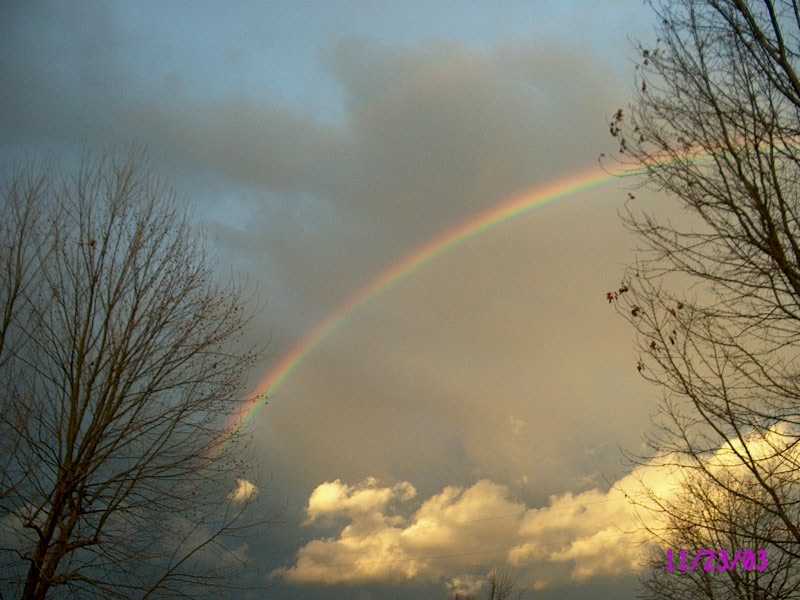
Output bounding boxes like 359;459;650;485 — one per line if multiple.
484;569;524;600
448;569;525;600
0;149;263;600
604;0;800;597
637;463;800;599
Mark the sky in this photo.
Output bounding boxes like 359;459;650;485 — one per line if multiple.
0;2;680;599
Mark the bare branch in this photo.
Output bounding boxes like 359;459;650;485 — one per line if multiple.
0;149;268;600
609;1;800;598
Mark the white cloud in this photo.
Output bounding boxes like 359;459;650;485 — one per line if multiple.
304;477;417;524
276;427;798;590
274;476;644;588
229;478;258;503
506;483;654;583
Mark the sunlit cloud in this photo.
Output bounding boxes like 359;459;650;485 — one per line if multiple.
266;423;800;590
274;473;660;588
276;428;797;591
229;478;258;503
304;477;417;524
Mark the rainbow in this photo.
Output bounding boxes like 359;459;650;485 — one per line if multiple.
224;162;637;435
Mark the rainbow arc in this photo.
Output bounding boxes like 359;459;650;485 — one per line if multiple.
225;162;637;435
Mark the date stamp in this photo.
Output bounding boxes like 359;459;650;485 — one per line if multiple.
666;549;768;572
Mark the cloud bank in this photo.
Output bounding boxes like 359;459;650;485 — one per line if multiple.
273;469;662;590
275;426;800;593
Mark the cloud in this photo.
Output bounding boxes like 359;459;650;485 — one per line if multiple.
441;573;486;597
277;427;799;591
511;425;800;583
273;473;661;589
274;478;519;585
229;478;258;503
304;477;417;524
